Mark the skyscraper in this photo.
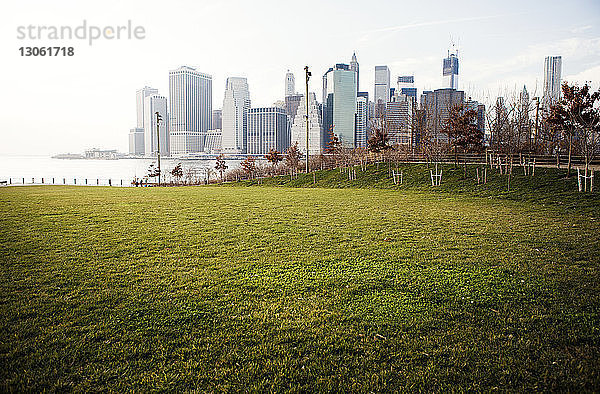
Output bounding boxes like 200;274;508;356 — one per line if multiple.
168;66;212;155
144;95;169;157
543;56;562;108
285;70;295;97
350;52;359;92
387;95;414;146
355;92;368;148
323;64;357;148
136;86;159;129
128;128;144;155
374;66;391;106
421;88;465;142
397;76;417;101
285;94;303;123
291;92;323;155
212;109;222;130
443;51;459;90
222;77;251;154
247;107;289;155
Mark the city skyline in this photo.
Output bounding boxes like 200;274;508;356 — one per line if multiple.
2;0;600;155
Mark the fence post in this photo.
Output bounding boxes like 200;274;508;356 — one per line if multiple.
42;178;44;184
591;171;594;193
74;178;76;185
63;178;65;184
577;168;582;192
52;178;54;184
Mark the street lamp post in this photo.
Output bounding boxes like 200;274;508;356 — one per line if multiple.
304;66;311;173
155;111;163;186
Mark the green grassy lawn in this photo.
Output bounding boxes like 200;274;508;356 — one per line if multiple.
1;170;599;391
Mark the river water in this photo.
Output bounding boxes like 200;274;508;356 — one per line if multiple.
0;155;242;186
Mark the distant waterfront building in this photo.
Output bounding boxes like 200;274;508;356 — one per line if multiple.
421;88;465;142
204;129;222;154
247;107;289;155
374;65;391;107
291;92;323;155
543;56;562;108
443;51;459;90
222;77;251;154
136;86;159;129
350;52;359;92
85;148;118;160
285;70;295;97
169;66;212;155
397;76;417;101
144;95;169;157
323;64;357;148
128;128;144;155
212;109;222;130
355;93;369;148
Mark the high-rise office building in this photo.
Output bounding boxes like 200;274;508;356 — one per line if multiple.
398;76;417;101
247;107;289;155
144;95;169;157
285;71;295;97
136;86;159;129
128;127;144;155
130;86;158;155
355;92;369;148
285;94;303;122
374;66;391;106
443;51;459;90
386;95;414;146
212;109;222;130
291;92;323;155
222;77;251;154
323;64;357;148
168;66;212;155
350;52;359;92
421;88;465;142
543;56;562;108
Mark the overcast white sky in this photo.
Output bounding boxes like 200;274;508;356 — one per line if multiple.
1;0;599;155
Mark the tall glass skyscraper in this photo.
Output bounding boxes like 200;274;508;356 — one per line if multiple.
324;64;357;148
168;66;212;155
543;56;562;108
222;77;251;154
443;52;459;90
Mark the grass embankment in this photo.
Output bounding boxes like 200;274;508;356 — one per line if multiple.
238;163;600;212
1;177;599;391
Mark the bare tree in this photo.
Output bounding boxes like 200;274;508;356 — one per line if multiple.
215;154;228;183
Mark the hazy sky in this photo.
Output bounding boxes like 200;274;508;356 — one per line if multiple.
1;0;599;155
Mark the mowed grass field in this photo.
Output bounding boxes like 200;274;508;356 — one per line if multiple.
1;177;599;390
